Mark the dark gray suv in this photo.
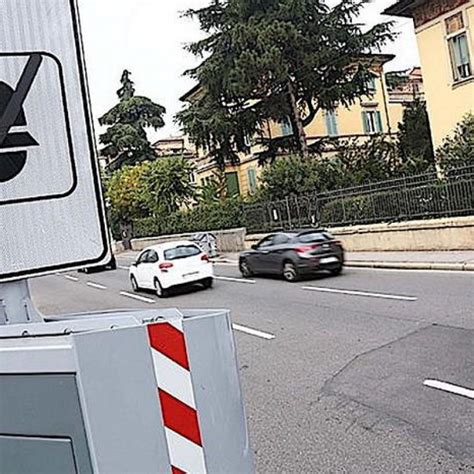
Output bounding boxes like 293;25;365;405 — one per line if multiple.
239;230;345;282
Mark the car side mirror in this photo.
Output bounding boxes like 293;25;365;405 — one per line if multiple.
132;262;138;267
251;244;259;250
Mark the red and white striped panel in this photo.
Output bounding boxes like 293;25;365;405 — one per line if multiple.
147;319;207;474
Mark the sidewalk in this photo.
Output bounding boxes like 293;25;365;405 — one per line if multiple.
214;251;474;272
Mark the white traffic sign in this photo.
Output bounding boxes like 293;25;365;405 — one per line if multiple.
0;0;110;281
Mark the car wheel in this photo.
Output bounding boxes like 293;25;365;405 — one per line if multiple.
109;258;117;271
239;259;254;278
330;265;343;276
283;261;299;282
130;275;139;292
154;278;168;298
203;277;213;289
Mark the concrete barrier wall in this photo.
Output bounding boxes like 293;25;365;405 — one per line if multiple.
245;216;474;252
131;228;246;253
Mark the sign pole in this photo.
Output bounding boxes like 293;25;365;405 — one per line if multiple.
0;280;43;325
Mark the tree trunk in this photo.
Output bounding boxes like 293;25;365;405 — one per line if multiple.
288;80;310;159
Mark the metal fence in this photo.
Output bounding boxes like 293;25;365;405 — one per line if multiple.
242;165;474;233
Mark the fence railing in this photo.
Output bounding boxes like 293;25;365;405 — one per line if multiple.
242;166;474;233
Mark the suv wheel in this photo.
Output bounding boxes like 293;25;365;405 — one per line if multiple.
239;259;253;278
283;262;299;282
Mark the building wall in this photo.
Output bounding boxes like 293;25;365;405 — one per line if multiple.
414;1;474;148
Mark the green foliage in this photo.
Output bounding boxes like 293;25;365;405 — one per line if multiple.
177;0;394;167
99;70;166;170
132;198;245;238
106;158;196;225
437;113;474;171
397;100;435;174
144;158;196;215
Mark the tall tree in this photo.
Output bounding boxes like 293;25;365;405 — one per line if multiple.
100;70;166;170
177;0;394;167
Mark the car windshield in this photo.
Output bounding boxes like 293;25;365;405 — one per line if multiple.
164;245;201;260
298;232;333;243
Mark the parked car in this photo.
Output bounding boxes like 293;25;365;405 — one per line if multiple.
129;241;214;297
78;255;117;274
239;230;345;282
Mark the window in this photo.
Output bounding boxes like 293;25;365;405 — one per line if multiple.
273;234;290;245
280;117;294;137
147;250;159;263
137;251;150;265
367;76;377;93
446;12;472;82
225;172;240;197
247;168;257;194
298;232;333;244
164;245;201;261
324;110;339;137
362;110;383;134
448;33;472;81
258;236;276;248
244;134;252;148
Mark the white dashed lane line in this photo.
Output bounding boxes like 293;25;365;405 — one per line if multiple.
64;275;79;282
215;276;256;284
302;286;418;302
119;291;156;304
424;380;474;400
87;282;107;290
232;324;275;340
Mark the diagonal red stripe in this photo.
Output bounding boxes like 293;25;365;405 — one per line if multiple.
171;466;186;474
159;389;203;446
148;323;190;370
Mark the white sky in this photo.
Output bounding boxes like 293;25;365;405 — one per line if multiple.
79;0;420;141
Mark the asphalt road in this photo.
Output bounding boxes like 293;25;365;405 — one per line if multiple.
30;257;474;473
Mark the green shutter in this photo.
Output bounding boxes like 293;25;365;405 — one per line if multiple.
362;112;369;134
376;111;383;133
226;172;240;197
247;168;257;194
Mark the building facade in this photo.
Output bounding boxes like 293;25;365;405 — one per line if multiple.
384;0;474;148
181;55;417;198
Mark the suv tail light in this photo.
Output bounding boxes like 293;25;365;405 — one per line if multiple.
295;244;320;254
159;262;174;272
201;253;210;262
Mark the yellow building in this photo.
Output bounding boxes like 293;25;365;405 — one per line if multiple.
181;55;413;197
384;0;474;148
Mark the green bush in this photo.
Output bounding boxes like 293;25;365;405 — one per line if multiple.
132;198;246;238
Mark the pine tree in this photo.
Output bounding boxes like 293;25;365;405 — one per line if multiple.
99;70;166;170
177;0;394;167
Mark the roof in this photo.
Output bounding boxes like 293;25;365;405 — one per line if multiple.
180;84;202;102
383;0;425;18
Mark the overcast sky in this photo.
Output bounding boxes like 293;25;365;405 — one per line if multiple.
79;0;420;141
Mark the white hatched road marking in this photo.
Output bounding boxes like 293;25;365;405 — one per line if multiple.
64;275;79;282
86;282;107;290
215;276;256;284
119;291;156;304
232;323;275;340
424;380;474;400
302;286;417;302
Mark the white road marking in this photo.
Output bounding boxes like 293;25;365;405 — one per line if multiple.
350;266;472;275
213;262;238;267
87;282;107;290
302;286;417;301
424;380;474;400
232;323;275;340
215;276;256;284
64;275;79;282
118;265;130;270
119;291;156;304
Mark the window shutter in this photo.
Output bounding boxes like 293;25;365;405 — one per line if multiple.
376;111;383;133
362;112;369;134
247;168;257;194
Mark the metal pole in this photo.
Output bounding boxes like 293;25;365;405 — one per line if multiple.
0;280;43;325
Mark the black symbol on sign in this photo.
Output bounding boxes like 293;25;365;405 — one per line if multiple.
0;54;42;183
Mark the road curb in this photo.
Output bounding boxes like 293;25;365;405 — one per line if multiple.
346;261;473;272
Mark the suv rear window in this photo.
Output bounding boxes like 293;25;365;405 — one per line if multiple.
298;232;333;243
164;245;201;260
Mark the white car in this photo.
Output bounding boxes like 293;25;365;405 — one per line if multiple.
129;241;214;297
